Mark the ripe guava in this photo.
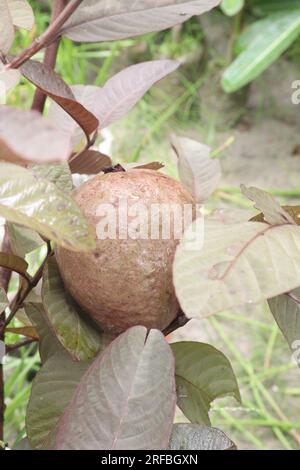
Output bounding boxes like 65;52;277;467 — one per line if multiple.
56;169;195;335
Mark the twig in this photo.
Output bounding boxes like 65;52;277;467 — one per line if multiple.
69;130;99;165
6;0;83;70
163;309;189;337
0;228;12;294
6;338;38;354
0;228;11;442
31;0;68;113
2;241;53;332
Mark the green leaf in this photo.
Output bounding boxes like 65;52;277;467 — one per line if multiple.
0;251;28;277
7;222;44;258
171;135;221;203
26;351;89;450
173;219;300;319
268;289;300;365
250;0;300;16
30;164;73;194
222;10;300;92
14;437;32;450
171;342;240;425
24;302;66;363
221;0;244;16
0;162;95;252
42;257;110;361
27;327;176;450
170;424;236;450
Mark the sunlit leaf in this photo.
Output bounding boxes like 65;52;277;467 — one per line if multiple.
48;60;180;143
170;424;236;450
30;164;73;194
0;0;14;54
0;63;20;93
241;185;295;225
8;0;34;30
60;0;221;42
171;342;240;424
0;106;71;165
0;162;95;252
42;258;110;361
7;223;44;258
171;135;221;203
174;219;300;318
21;60;99;138
220;0;244;16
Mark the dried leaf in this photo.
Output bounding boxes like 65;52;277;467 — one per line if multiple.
69;150;112;174
241;185;295;225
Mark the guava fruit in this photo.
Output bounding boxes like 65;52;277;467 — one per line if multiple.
56;169;195;335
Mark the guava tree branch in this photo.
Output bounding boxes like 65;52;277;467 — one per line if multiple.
7;0;83;70
0;228;11;443
1;241;53;332
31;0;68;113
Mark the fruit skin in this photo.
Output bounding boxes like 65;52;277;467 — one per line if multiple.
56;169;195;335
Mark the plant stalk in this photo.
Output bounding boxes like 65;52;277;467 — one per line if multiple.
31;0;68;113
7;0;83;70
0;228;11;443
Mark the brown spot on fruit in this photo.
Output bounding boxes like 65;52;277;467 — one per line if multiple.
56;169;196;335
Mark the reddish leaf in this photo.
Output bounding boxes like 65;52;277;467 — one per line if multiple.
69;150;112;174
20;60;99;138
47;60;180;139
60;0;221;42
0;106;71;164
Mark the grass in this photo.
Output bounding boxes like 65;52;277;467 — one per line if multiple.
3;1;300;451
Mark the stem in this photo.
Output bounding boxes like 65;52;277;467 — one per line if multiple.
6;338;38;354
7;0;83;70
2;242;53;331
0;228;11;443
31;0;68;113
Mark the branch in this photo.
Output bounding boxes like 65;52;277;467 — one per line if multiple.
7;0;83;70
0;227;11;443
2;242;53;331
6;338;38;354
0;228;12;294
31;0;68;113
163;309;189;337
